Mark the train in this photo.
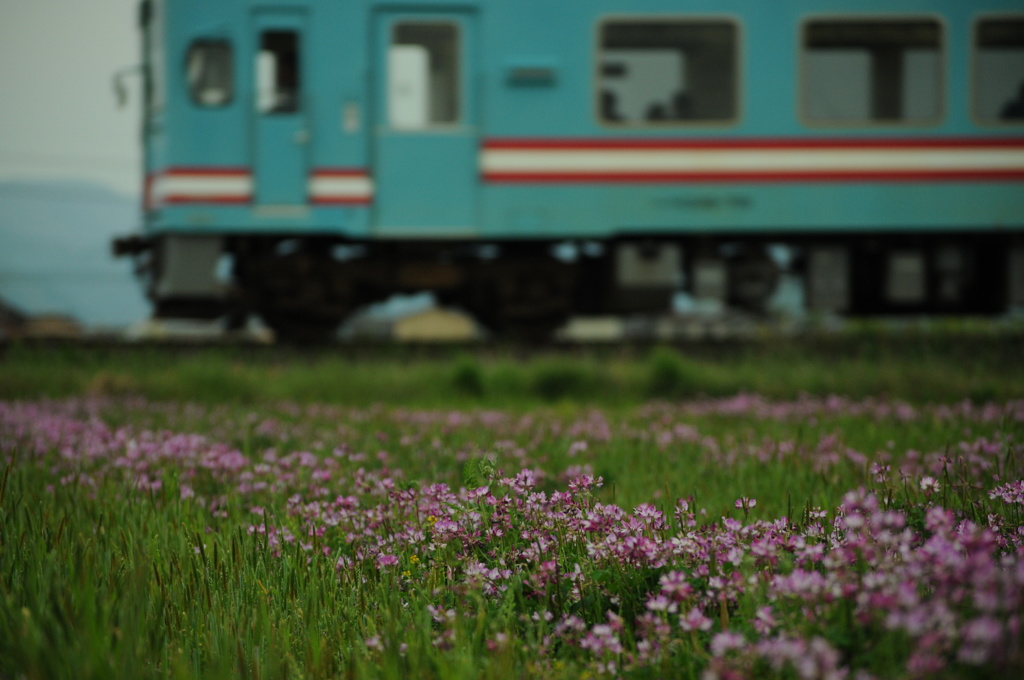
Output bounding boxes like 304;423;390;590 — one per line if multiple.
113;0;1024;341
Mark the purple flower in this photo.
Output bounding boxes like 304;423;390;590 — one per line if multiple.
375;553;399;568
580;623;623;656
645;593;677;613
958;617;1003;665
754;606;778;635
679;607;713;632
920;476;941;496
735;497;757;512
989;479;1024;506
709;631;745;657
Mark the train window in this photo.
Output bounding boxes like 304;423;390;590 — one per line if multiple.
388;22;460;128
974;18;1024;123
597;20;738;125
256;31;301;114
802;19;943;125
187;40;233;107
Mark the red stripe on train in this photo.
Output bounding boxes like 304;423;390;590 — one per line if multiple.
482;137;1024;150
160;195;251;204
483;170;1024;183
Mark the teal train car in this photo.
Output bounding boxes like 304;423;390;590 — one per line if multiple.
114;0;1024;340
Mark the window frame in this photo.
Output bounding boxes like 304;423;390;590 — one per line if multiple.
797;14;947;128
594;14;743;129
185;38;234;109
971;13;1024;127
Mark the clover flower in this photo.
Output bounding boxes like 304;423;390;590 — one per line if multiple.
709;631;745;657
579;623;623;656
5;396;1024;679
920;476;941;496
375;553;399;568
735;497;757;512
989;479;1024;506
679;606;713;632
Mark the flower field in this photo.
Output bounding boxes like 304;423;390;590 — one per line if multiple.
2;388;1023;679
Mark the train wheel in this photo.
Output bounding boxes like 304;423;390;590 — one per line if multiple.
726;246;780;313
235;244;354;344
464;257;576;342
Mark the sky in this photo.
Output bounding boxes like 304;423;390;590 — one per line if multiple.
0;0;142;196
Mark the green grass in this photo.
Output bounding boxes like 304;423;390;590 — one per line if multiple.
1;330;1022;407
2;333;1023;678
3;394;1021;679
1;467;367;679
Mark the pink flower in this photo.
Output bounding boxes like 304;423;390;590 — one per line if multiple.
568;475;603;493
679;607;713;632
580;623;623;656
645;594;677;613
754;606;778;635
485;632;508;652
989;480;1024;506
375;553;398;568
735;497;757;512
709;631;745;657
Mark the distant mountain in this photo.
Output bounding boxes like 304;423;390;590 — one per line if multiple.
0;179;149;328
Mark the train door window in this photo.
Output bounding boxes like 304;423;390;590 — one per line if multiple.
256;31;300;114
597;20;738;125
388;22;460;129
973;18;1024;123
801;19;943;125
187;40;233;107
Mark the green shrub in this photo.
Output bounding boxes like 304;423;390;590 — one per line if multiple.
450;355;485;397
646;346;695;398
529;360;593;402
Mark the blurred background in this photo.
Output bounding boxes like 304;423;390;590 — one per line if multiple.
0;0;149;333
0;0;750;341
0;2;1017;343
0;1;808;343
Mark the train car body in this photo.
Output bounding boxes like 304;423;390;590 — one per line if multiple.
115;0;1024;340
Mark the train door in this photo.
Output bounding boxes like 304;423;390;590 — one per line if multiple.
252;10;308;206
372;10;478;234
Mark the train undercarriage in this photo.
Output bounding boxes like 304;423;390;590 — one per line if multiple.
115;233;1024;343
